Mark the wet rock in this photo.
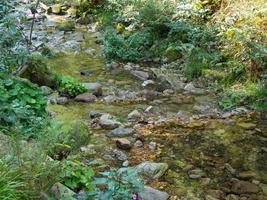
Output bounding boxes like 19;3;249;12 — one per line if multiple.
82;83;102;97
52;97;68;105
226;194;239;200
50;182;75;200
40;86;53;95
89;110;104;119
184;82;205;95
108;127;134;137
142;80;155;87
188;169;206;179
80;70;91;76
51;4;62;14
231;180;260;194
134;162;168;182
225;163;236;175
134;140;143;148
104;95;120;103
113;149;128;161
238;171;256;180
145;106;153;113
148;142;157;152
138;186;169;200
131;70;149;81
74;93;97;103
122;160;129;167
116;138;132;150
128;110;142;120
99;114;121;129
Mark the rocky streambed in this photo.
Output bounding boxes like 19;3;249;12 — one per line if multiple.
18;2;267;200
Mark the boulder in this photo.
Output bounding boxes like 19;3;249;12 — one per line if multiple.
89;110;104;119
138;186;169;200
50;182;75;200
99;114;121;129
74;93;97;103
134;162;168;182
231;180;260;194
82;83;102;96
116;138;132;150
108;127;134;137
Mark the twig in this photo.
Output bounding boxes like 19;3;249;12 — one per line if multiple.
29;0;41;44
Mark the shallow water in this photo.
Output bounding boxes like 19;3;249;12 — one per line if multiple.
47;25;267;199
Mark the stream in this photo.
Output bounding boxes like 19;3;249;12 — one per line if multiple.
23;7;267;200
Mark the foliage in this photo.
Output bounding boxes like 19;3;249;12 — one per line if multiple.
56;75;88;97
60;159;95;192
0;159;23;200
93;168;144;200
0;73;47;138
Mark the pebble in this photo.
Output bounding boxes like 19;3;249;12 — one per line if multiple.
148;142;157;151
116;138;132;150
113;150;128;161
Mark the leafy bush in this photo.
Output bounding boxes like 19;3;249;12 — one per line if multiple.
0;73;47;138
56;75;88;97
60;160;95;192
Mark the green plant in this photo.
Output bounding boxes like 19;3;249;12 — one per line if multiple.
0;159;23;200
56;75;88;97
60;160;95;192
0;73;47;138
94;168;144;200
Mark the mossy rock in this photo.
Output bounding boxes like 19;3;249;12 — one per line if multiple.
67;6;77;17
56;20;75;31
164;47;183;61
51;4;62;14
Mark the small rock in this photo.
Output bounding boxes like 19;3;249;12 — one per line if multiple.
40;86;53;95
226;194;239;200
122;160;129;167
82;83;102;96
113;149;128;161
54;97;68;105
148;142;157;152
89;110;104;119
231;180;260;194
75;93;97;103
205;195;219;200
207;190;225;199
116;138;132;150
51;4;62;14
128;110;142;120
108;127;134;137
163;89;174;95
238;171;256;180
103;154;114;161
145;106;153;113
138;186;169;200
99;114;121;130
134;162;168;182
131;70;150;81
225;163;236;175
50;182;75;200
188;169;206;179
80;70;91;76
134;140;143;148
184;82;205;95
104;95;120;103
142;80;155;87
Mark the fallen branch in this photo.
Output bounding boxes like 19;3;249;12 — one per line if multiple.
29;0;41;44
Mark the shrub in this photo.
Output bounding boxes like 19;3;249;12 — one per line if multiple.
0;73;47;138
56;75;88;97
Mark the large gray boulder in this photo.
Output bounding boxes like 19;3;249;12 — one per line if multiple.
139;186;169;200
134;162;168;183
